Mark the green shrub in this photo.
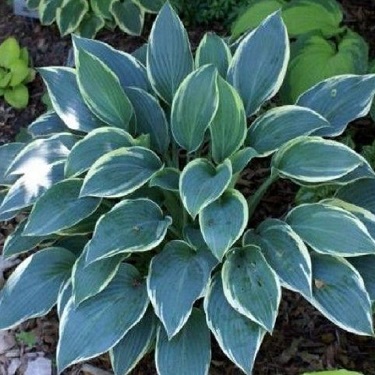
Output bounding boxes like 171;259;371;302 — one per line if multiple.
0;37;35;109
25;0;165;38
232;0;369;103
1;4;375;374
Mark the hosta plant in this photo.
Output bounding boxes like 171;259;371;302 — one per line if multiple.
231;0;369;103
25;0;165;38
0;37;35;109
1;4;375;375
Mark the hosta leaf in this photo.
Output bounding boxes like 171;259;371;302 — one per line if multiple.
147;2;193;103
222;246;281;332
156;309;211;375
57;280;72;318
149;168;180;192
204;273;266;375
73;36;150;92
125;87;169;154
195;33;232;77
147;241;217;338
135;0;164;13
0;247;75;330
286;203;375;256
171;65;218;152
75;48;133;130
56;0;88;36
3;219;48;258
80;146;163;198
57;263;149;373
28;111;69;138
336;178;375;214
349;256;375;300
227;11;289;116
65;127;136;177
77;13;105;38
306;254;373;336
90;0;113;19
39;67;102;133
85;198;172;263
72;242;125;305
110;0;144;35
4;84;29;109
0;161;65;218
246;105;331;156
180;159;232;219
23;179;101;236
253;219;312;297
39;0;63;25
229;147;258;174
296;74;375;137
200;190;248;261
6;133;76;176
110;307;157;375
0;143;24;186
210;76;246;163
272;136;364;183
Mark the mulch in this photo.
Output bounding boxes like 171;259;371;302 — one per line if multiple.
1;1;375;374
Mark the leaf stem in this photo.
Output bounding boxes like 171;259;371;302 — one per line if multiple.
247;170;278;218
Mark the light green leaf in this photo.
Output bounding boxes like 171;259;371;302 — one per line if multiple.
57;263;149;373
272;136;364;183
110;307;157;375
65;127;136;177
286;203;375;256
72;242;125;305
204;273;266;375
56;0;88;36
110;0;144;35
147;241;217;338
171;65;218;152
75;48;133;130
4;84;28;109
39;67;102;133
125;87;170;154
246;105;331;156
210;76;246;163
85;198;172;263
227;11;289;116
180;159;232;219
306;254;373;336
80;146;163;198
0;37;21;67
200;190;248;261
253;219;312;297
9;59;29;86
222;246;281;332
0;247;75;330
195;33;232;77
23;179;101;236
155;309;211;375
147;2;193;103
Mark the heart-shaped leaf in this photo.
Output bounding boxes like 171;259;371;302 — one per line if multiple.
204;273;266;375
147;2;193;103
286;203;375;256
222;246;281;332
80;146;163;198
85;198;172;263
227;11;289;116
200;190;248;261
180;159;232;219
147;241;217;338
57;263;149;373
171;65;218;152
0;247;75;330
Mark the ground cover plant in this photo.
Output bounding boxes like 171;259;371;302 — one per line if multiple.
25;0;165;38
231;0;369;103
0;37;35;109
1;3;375;375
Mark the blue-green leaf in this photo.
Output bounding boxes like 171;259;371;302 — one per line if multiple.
0;143;24;186
28;111;69;138
349;256;375;300
147;241;217;338
180;159;232;219
222;246;281;332
149;168;180;192
227;11;289;116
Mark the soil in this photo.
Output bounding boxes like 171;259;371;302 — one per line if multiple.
1;1;375;375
